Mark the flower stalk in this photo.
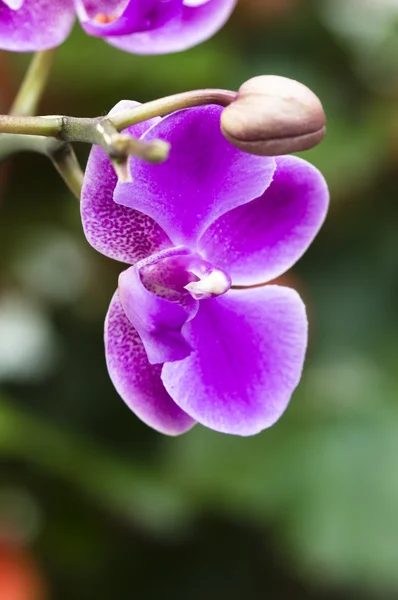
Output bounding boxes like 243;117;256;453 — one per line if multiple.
0;48;83;199
108;89;237;130
0;88;238;185
0;80;325;196
0;88;237;151
10;49;57;116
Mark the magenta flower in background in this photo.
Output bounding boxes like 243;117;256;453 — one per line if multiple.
0;0;236;53
81;101;329;436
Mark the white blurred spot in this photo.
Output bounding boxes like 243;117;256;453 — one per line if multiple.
12;228;92;306
0;292;58;382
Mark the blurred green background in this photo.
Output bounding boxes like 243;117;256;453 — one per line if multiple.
1;0;398;598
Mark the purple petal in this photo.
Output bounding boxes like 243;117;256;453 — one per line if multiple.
161;285;308;436
118;247;199;365
114;105;276;247
76;0;181;37
199;156;329;286
105;291;195;436
0;0;75;51
106;0;237;55
81;100;172;264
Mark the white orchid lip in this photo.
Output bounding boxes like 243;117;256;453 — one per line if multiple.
2;0;24;10
185;268;231;300
183;0;211;6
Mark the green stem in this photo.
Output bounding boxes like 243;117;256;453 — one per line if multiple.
0;88;237;189
0;114;169;169
10;49;56;117
0;114;62;137
0;132;52;159
1;49;82;199
109;89;237;130
0;88;237;155
47;141;84;200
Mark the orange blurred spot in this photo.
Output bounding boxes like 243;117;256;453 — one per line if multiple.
0;544;47;600
93;13;118;24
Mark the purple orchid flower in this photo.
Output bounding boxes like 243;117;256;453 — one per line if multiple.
0;0;236;53
81;101;329;436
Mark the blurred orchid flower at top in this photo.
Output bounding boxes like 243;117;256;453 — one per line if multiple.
0;0;237;53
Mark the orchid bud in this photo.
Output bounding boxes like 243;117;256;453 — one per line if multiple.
221;75;326;156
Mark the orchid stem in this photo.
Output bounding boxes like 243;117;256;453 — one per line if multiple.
109;89;237;130
0;88;237;158
48;142;84;200
10;49;56;117
1;48;82;199
0;88;237;188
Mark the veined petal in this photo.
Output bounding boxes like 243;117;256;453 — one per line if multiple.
81;100;172;264
199;156;329;286
0;0;75;51
114;105;276;248
106;0;237;55
105;291;195;436
161;285;308;436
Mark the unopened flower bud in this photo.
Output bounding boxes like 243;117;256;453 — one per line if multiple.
221;75;326;156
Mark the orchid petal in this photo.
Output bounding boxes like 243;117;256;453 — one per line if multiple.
76;0;181;38
106;0;236;55
105;291;195;436
81;100;171;264
200;156;329;286
161;285;307;436
0;0;75;51
114;105;276;248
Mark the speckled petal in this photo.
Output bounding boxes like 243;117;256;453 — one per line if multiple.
81;100;172;264
0;0;75;51
105;291;195;436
